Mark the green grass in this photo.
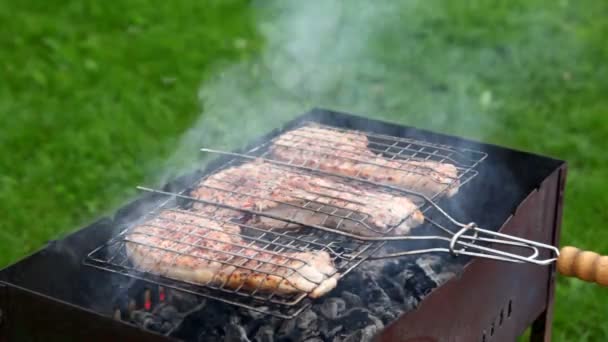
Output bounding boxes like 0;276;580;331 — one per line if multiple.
0;0;260;261
2;0;608;340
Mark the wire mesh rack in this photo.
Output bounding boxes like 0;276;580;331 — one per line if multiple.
86;205;378;318
261;123;486;199
84;122;487;318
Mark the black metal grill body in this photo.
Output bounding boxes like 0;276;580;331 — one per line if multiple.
0;108;564;341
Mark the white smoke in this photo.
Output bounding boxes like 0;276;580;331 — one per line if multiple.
161;1;409;180
159;0;559;182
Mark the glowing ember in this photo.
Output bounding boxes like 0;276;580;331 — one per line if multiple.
159;287;166;302
144;289;152;311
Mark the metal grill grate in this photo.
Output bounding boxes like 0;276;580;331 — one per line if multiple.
84;122;487;318
258;123;487;198
86;205;378;318
187;158;426;237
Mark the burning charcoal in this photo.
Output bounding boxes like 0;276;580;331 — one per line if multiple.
318;297;346;320
276;310;319;341
143;316;163;332
225;323;251;342
415;254;443;273
377;258;405;277
341;291;363;308
357;258;399;275
168;290;202;312
243;310;272;336
296;309;318;330
245;307;269;320
243;319;262;336
335;271;366;292
343;330;365;342
253;325;275;342
401;295;419;313
198;333;224;342
269;316;284;327
319;321;343;340
229;315;242;325
152;302;166;314
342;325;379;342
417;255;452;286
145;249;453;341
399;265;437;300
360;277;392;319
247;314;283;337
276;317;297;339
383;276;407;303
336;308;383;332
157;304;179;321
159;321;173;334
378;307;403;324
360;272;380;291
433;271;457;285
396;268;415;287
363;284;391;310
393;307;404;318
297;310;320;340
374;303;397;323
130;310;153;324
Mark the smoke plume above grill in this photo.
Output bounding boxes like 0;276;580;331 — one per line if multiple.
160;0;506;183
91;0;537;320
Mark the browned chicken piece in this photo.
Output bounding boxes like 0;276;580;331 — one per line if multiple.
189;160;424;237
125;210;339;299
269;125;460;198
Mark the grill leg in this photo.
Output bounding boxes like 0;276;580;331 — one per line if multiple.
529;309;552;342
530;168;563;342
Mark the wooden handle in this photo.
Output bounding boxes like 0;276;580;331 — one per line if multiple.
557;246;608;286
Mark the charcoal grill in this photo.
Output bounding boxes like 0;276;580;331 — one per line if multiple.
83;119;490;319
0;108;574;341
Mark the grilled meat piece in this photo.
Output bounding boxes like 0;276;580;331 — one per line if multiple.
125;209;338;298
189;160;424;237
269;125;460;198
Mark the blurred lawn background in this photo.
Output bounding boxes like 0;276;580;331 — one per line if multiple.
1;0;608;340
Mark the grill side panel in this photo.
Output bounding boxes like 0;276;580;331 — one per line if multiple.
529;164;567;342
0;283;172;342
376;166;564;342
